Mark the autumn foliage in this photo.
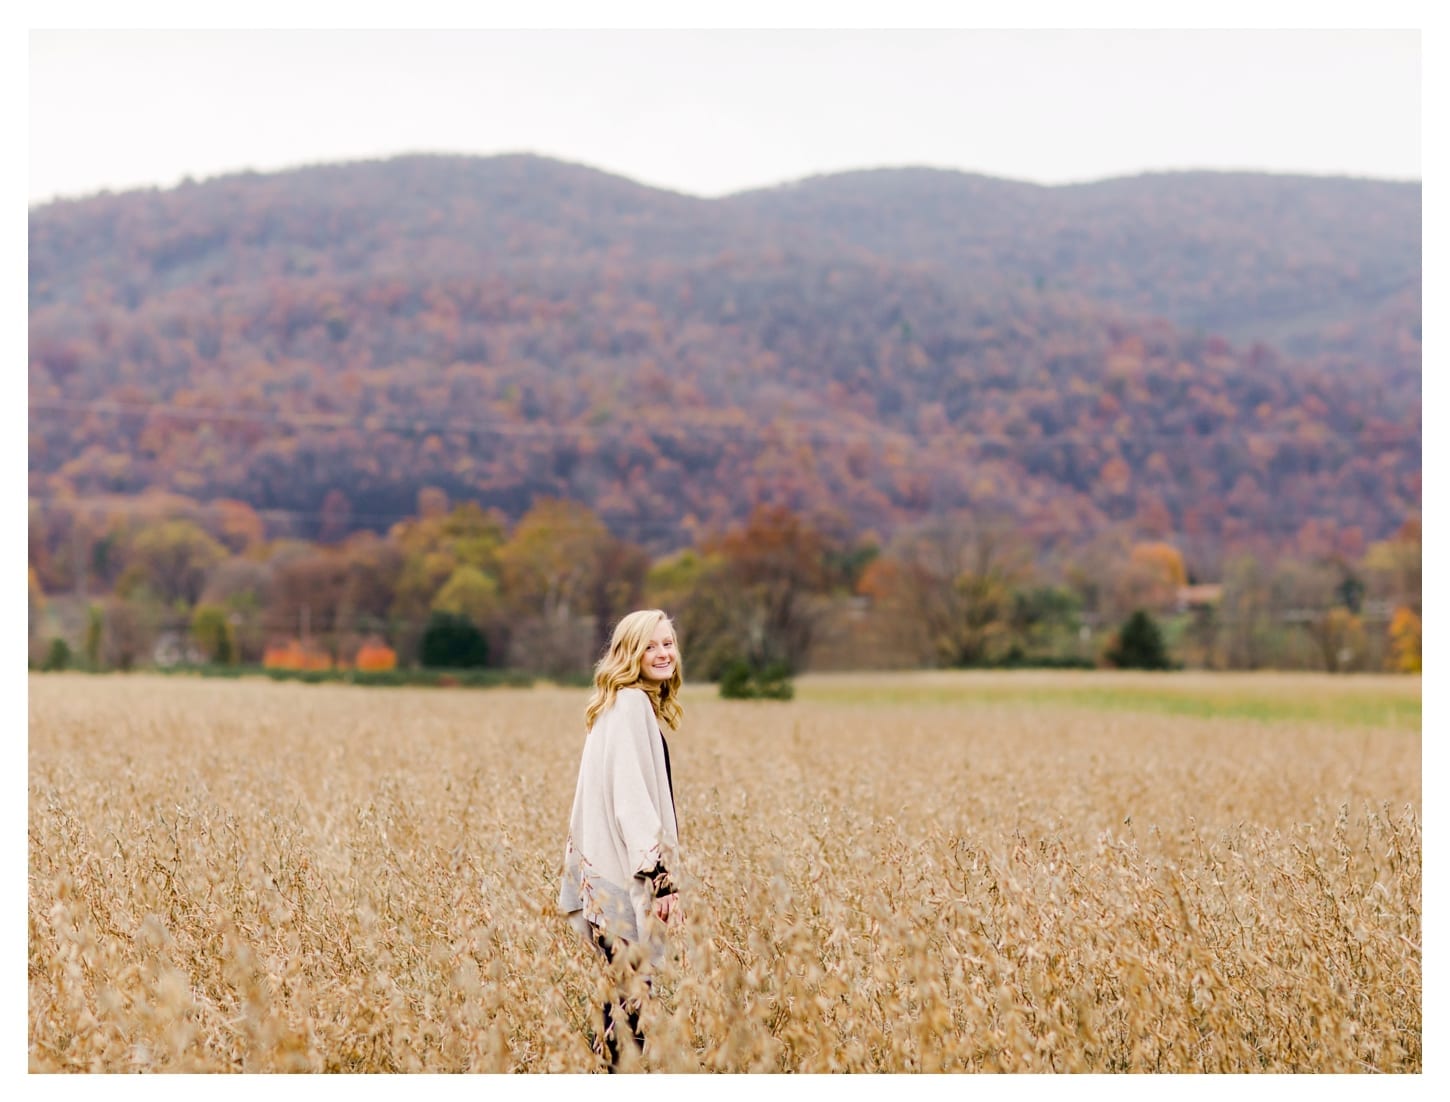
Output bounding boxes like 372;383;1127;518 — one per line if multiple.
353;639;398;672
28;156;1419;568
27;487;1422;678
1388;607;1421;673
261;639;333;671
24;157;1420;678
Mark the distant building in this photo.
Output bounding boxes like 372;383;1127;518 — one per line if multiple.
1175;584;1223;613
153;630;203;667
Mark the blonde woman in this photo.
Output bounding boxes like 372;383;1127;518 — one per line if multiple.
559;609;683;1070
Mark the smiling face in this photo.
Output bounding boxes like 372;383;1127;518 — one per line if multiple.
639;618;678;683
585;609;685;731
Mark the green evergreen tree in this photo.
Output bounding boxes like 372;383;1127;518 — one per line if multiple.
1107;609;1173;670
419;610;488;669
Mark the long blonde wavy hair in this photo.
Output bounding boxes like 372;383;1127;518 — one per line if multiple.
584;609;684;732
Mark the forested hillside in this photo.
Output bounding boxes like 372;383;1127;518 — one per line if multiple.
726;168;1420;360
29;154;1420;568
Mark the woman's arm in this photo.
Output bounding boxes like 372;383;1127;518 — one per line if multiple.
601;689;674;887
638;858;676;899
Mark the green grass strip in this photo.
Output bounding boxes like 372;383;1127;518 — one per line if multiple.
797;677;1420;729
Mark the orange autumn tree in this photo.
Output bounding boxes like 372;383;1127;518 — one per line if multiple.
1114;541;1188;615
1388;607;1421;673
702;504;837;675
869;513;1030;668
1360;515;1420;673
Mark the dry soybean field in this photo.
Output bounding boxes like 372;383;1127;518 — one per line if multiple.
29;670;1421;1073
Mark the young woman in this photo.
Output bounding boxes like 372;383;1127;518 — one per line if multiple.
559;609;683;1070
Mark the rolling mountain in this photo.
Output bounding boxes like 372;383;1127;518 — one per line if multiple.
725;167;1420;356
28;154;1420;565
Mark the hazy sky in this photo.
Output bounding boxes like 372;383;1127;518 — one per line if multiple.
28;23;1422;205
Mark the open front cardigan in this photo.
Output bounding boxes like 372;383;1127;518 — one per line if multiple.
558;687;679;954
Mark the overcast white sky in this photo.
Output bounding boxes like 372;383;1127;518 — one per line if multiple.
27;20;1423;205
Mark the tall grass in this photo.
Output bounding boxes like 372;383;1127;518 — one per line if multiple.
29;672;1420;1072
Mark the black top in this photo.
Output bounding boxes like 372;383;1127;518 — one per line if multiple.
641;728;677;900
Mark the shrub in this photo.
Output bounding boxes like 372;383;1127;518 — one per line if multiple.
420;611;488;669
191;604;237;665
719;659;794;700
262;639;332;671
354;639;398;672
41;637;71;672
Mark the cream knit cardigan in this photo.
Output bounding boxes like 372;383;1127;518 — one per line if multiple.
558;687;679;957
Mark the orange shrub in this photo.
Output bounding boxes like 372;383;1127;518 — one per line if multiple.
354;640;397;672
261;638;333;671
261;639;304;669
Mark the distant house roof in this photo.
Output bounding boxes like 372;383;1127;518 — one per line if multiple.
1177;583;1223;608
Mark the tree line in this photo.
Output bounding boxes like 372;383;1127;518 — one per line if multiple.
28;489;1421;679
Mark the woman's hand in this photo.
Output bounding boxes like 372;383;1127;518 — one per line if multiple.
653;892;680;923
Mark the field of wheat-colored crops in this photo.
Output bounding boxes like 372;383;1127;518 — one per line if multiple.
28;670;1421;1073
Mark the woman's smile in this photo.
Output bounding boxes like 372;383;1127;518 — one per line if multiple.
641;623;677;681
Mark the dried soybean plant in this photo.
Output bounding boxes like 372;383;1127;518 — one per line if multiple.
29;671;1420;1072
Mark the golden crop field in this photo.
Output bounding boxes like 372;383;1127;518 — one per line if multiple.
29;670;1421;1073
